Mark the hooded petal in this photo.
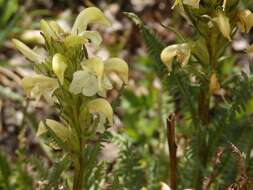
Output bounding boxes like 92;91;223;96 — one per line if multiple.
22;75;58;98
71;7;111;35
80;30;103;48
12;39;45;63
87;98;113;125
237;9;253;33
104;58;129;84
160;43;191;71
213;12;231;41
183;0;200;9
52;53;67;84
69;70;98;96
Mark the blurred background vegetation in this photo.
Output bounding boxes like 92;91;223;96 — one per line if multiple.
1;0;253;189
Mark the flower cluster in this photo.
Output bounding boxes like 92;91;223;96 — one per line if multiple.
161;0;253;72
13;7;128;152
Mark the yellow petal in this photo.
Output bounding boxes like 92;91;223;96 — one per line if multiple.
213;12;231;41
83;57;104;90
40;20;59;41
160;43;190;72
22;75;58;98
69;70;98;96
87;98;113;125
104;58;129;84
183;0;200;9
237;9;253;33
12;39;44;63
80;31;102;48
52;53;67;84
71;7;111;34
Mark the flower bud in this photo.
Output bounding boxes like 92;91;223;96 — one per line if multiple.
52;53;67;84
209;73;220;94
12;39;45;63
213;12;231;41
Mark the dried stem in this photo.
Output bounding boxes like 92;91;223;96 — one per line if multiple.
167;113;177;190
226;143;249;190
203;147;225;190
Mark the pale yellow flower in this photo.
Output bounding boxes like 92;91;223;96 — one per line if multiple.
87;98;113;125
82;57;129;97
52;53;67;84
22;75;58;100
237;9;253;33
69;69;98;97
160;43;191;71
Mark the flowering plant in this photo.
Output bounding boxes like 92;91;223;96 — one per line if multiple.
13;7;128;190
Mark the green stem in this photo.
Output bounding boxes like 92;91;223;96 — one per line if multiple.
73;155;84;190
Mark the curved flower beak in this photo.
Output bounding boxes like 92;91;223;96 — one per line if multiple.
69;70;98;97
237;9;253;33
160;43;191;72
213;12;231;41
52;53;67;84
104;58;129;84
22;75;58;99
87;98;113;125
12;39;45;64
80;31;103;48
71;7;111;35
